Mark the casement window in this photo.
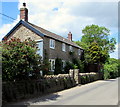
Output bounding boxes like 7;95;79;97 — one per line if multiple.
62;60;66;71
69;46;73;52
50;39;55;49
62;43;66;52
78;49;81;55
36;40;43;59
49;59;55;71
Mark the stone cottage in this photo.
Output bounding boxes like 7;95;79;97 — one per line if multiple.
3;3;84;72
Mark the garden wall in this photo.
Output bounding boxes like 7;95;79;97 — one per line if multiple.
2;70;103;103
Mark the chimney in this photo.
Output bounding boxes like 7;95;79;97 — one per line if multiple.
68;32;72;41
20;3;28;21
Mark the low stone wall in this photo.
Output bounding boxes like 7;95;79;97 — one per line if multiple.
80;72;100;84
2;74;76;103
2;70;103;103
69;69;102;85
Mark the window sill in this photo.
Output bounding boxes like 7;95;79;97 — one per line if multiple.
50;47;55;49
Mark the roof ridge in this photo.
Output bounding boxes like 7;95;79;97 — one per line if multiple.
25;21;83;49
27;22;66;39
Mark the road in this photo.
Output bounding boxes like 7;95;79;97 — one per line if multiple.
11;78;118;105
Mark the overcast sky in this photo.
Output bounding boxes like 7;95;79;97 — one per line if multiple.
0;0;119;59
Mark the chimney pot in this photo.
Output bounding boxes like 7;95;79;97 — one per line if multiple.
23;3;26;7
20;3;28;22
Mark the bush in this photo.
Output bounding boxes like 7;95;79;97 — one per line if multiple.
103;58;118;79
72;58;84;72
54;58;62;75
2;37;42;81
64;62;74;73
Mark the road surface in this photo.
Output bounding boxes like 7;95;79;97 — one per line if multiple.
10;78;119;105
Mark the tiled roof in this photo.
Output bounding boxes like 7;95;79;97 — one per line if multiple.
27;22;83;49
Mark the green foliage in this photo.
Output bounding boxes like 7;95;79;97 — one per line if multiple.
72;58;84;72
54;58;62;75
86;42;109;64
68;50;84;72
41;49;51;75
2;37;41;81
64;59;84;73
103;58;118;79
64;62;74;73
75;24;116;64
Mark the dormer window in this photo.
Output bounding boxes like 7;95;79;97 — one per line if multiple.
50;39;55;49
62;43;66;52
69;46;73;52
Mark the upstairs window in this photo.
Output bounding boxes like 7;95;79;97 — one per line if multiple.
78;49;81;55
62;43;66;52
69;46;73;52
50;39;55;49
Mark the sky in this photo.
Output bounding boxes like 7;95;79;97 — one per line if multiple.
0;0;119;59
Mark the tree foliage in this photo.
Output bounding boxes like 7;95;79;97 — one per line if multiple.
86;42;109;64
2;37;41;81
103;58;118;79
75;24;116;64
81;24;116;53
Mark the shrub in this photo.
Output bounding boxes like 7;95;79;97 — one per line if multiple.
103;58;118;79
54;58;62;75
72;58;84;72
2;37;41;81
64;61;74;73
41;49;51;75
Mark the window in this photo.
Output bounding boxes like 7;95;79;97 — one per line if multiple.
78;49;81;55
62;43;66;52
49;59;55;71
36;40;43;59
62;60;66;71
50;39;55;49
69;46;73;52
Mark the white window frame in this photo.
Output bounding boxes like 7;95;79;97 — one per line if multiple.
36;40;43;60
62;43;66;52
50;39;55;49
69;46;73;52
78;49;81;55
49;59;55;71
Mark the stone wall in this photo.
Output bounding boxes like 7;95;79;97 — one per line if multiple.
2;70;103;103
2;74;76;103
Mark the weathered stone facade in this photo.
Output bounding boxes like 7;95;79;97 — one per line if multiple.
7;25;43;41
7;24;82;62
5;22;83;72
43;36;81;62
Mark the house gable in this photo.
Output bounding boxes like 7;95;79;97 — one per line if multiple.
3;20;44;41
7;24;44;41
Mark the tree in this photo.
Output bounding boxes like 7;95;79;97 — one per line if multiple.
75;24;116;64
81;24;116;53
2;37;41;81
86;42;109;64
